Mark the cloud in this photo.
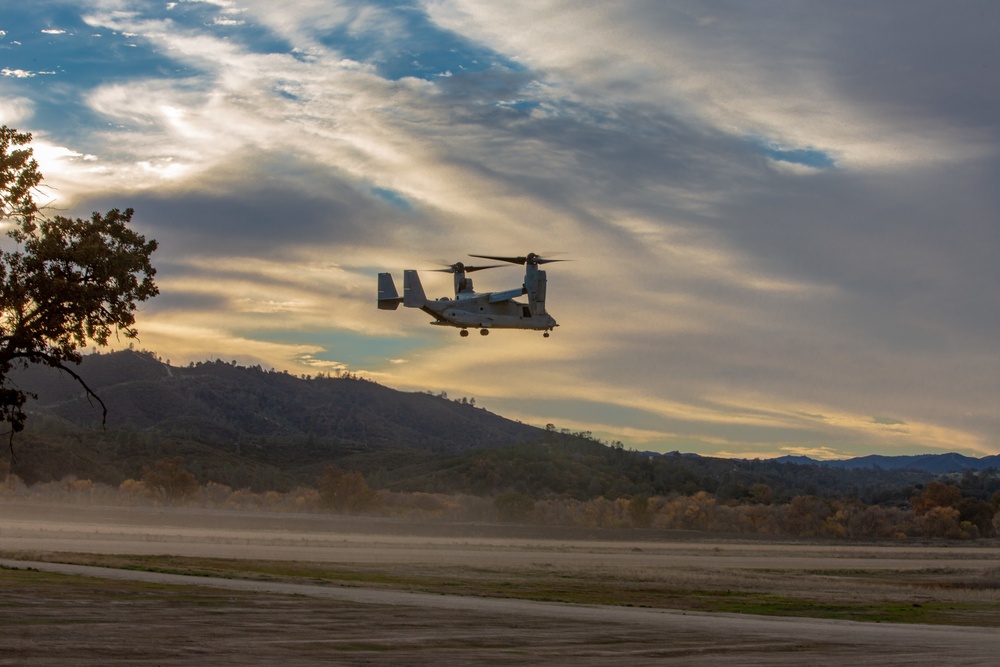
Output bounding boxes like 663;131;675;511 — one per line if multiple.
0;96;34;124
428;0;998;169
2;68;36;79
8;1;998;458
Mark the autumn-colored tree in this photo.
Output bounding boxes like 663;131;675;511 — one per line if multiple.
782;495;832;537
918;505;967;539
731;503;781;535
318;465;376;512
141;457;198;503
845;504;893;539
665;491;717;530
911;482;962;515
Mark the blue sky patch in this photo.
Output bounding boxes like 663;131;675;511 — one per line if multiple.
312;1;521;82
163;1;293;56
370;187;412;210
758;141;836;169
497;100;542;116
244;329;426;369
2;5;194;139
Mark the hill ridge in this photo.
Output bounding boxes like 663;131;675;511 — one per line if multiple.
8;350;997;494
774;452;1000;473
16;349;545;453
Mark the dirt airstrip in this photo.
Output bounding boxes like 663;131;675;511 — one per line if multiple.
2;501;1000;665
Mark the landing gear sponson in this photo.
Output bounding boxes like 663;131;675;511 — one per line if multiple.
459;328;551;338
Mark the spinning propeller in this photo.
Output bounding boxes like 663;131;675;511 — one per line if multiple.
468;252;567;266
431;261;504;274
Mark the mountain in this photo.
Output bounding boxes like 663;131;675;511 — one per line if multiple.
9;349;545;487
15;349;543;451
7;350;996;498
773;453;1000;474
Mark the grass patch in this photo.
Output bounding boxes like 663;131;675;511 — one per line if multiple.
5;551;1000;627
0;564;257;617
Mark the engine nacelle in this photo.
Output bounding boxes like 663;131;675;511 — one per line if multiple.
526;269;547;315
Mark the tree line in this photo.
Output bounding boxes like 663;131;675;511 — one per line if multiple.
3;457;998;540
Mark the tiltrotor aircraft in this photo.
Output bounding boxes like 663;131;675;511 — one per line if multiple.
378;253;562;337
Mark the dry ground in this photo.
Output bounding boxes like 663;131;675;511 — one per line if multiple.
2;501;1000;665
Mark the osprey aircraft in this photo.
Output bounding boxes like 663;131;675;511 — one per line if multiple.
378;253;562;337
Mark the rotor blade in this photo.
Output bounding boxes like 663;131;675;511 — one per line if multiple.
525;252;570;265
430;262;506;273
469;254;527;265
469;253;570;266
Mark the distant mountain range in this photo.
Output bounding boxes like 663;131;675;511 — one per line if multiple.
774;453;1000;474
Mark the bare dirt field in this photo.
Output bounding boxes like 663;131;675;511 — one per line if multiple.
2;501;1000;665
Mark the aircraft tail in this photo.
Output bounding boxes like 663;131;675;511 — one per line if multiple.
403;270;427;307
377;273;403;310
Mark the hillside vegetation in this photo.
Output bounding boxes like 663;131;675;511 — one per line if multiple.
10;349;541;487
4;350;1000;539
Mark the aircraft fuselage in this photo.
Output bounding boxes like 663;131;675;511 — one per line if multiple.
421;295;557;331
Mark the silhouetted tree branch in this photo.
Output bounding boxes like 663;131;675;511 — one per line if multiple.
0;126;158;458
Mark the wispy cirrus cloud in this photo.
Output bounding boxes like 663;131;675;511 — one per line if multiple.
3;1;997;458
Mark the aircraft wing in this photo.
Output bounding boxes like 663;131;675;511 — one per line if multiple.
488;287;527;303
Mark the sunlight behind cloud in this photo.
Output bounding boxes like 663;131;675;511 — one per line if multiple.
126;320;326;372
0;97;34;125
6;1;995;459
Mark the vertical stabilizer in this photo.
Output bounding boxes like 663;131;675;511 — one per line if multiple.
377;273;403;310
403;270;427;307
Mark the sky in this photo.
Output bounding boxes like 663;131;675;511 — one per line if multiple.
1;1;998;460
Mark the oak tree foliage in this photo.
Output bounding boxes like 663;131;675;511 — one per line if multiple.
0;126;158;452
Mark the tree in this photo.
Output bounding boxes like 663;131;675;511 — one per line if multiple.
141;456;199;503
494;490;535;523
0;127;41;225
0;126;158;452
318;465;376;512
747;482;774;505
628;493;652;527
956;497;995;537
911;481;962;515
